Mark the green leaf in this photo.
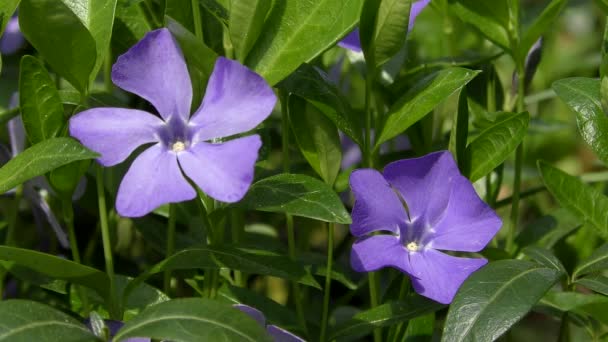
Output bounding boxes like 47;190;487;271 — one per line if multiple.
538;161;608;240
19;0;97;92
280;63;362;145
19;55;66;145
466;112;530;182
246;0;363;85
520;0;565;57
330;296;444;340
376;67;479;147
575;274;608;296
449;87;470;171
0;246;110;299
0;137;98;194
288;95;342;185
0;0;19;36
237;173;351;224
229;0;271;62
166;16;218;111
165;0;195;33
552;78;608;165
573;243;608;279
442;260;562;342
541;291;608;312
521;246;567;275
369;0;412;67
515;208;582;249
0;300;99;341
113;298;272;342
449;0;510;50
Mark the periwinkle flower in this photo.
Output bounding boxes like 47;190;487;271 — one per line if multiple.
234;304;305;342
70;28;276;217
349;151;501;304
0;14;25;55
338;0;431;52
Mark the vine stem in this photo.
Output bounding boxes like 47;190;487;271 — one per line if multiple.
96;166;117;318
319;222;335;342
164;204;177;294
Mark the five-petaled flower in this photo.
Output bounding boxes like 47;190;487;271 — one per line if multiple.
349;151;501;304
70;28;276;217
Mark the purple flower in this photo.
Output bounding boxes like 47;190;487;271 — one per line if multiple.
234;304;305;342
70;28;276;217
349;151;501;304
0;14;25;55
338;0;431;52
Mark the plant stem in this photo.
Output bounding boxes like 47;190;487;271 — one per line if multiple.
319;223;335;342
63;199;91;313
96;166;117;318
5;186;22;246
104;47;112;93
164;204;177;294
231;210;245;287
191;0;203;41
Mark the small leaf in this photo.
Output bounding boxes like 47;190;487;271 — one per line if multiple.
246;0;363;85
541;291;608;312
575;274;608;296
19;55;66;144
521;246;567;275
229;0;272;62
538;161;608;240
237;173;352;224
330;296;444;340
0;300;99;341
449;0;510;51
520;0;566;57
113;298;271;342
376;68;479;147
552;78;608;165
442;260;562;342
515;208;582;249
369;0;412;67
0;137;98;194
449;87;470;171
573;243;608;279
466;112;530;182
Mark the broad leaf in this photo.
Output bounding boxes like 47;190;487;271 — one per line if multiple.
466;112;530;182
19;0;97;92
288;95;342;185
553;78;608;165
237;173;351;224
449;0;510;50
538;161;608;240
330;296;444;340
19;55;66;144
573;243;608;279
521;246;567;275
370;0;412;67
246;0;363;85
0;300;98;341
0;137;98;194
0;0;20;36
376;68;479;147
113;298;271;342
229;0;271;62
575;274;608;296
442;260;561;342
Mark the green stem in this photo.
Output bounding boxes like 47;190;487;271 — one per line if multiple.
164;204;177;294
104;48;113;93
231;210;245;287
5;186;22;246
191;0;203;41
319;223;334;342
96;166;117;319
63;199;91;313
369;272;382;342
387;277;411;341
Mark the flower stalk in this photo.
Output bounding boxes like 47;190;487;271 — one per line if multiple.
164;203;177;294
96;166;117;319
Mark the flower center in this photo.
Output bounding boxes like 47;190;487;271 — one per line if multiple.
406;241;419;252
172;141;186;153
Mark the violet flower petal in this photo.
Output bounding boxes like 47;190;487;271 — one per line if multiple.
178;135;261;203
408;249;487;304
431;176;502;252
111;28;192;121
234;304;267;326
190;57;276;141
116;144;196;217
267;325;306;342
349;169;406;237
0;15;25;55
383;151;458;225
351;235;412;274
409;0;431;31
69;108;164;166
337;29;361;52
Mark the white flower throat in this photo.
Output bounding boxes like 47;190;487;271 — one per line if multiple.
172;141;186;152
406;241;419;252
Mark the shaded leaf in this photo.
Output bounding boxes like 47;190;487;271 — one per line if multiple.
449;0;510;50
575;274;608;296
573;243;608;279
229;0;272;62
520;0;566;58
521;246;567;275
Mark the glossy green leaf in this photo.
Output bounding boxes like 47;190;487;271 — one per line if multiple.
466;112;530;182
553;78;608;165
442;260;561;342
521;246;567;275
0;300;99;341
371;0;412;67
19;0;97;92
0;137;98;194
575;274;608;296
573;243;608;279
520;0;565;57
280;63;362;145
246;0;363;85
0;0;19;35
376;67;479;147
541;291;608;312
113;298;271;342
19;55;65;144
449;0;510;50
288;95;341;185
237;173;351;224
330;296;444;340
229;0;271;62
0;246;109;298
538;161;608;240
